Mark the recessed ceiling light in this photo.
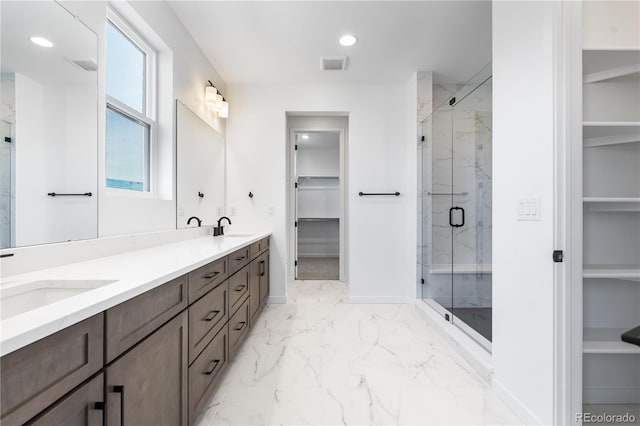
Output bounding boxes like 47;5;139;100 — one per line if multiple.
301;134;310;140
30;36;53;48
339;34;358;47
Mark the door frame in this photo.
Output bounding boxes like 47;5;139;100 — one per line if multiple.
287;126;346;282
553;1;581;424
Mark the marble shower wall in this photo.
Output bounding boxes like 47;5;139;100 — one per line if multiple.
0;74;15;248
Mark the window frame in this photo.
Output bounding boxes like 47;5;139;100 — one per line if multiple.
105;8;157;194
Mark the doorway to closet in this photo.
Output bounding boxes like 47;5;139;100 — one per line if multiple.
288;115;347;282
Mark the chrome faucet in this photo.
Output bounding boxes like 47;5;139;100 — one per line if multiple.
213;216;231;236
187;216;202;227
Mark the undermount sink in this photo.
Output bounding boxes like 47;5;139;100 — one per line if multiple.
1;279;117;320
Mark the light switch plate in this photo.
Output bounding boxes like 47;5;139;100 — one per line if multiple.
268;206;275;216
517;197;541;221
231;207;237;216
178;207;185;217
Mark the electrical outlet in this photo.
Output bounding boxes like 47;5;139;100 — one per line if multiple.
268;206;275;216
178;207;185;217
231;207;237;216
217;207;223;216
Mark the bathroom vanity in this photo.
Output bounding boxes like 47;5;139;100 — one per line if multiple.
0;233;270;426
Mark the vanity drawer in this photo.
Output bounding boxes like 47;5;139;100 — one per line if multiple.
105;275;188;363
188;326;228;424
188;257;228;303
189;281;228;364
249;241;261;260
229;298;250;359
260;237;270;253
228;264;250;314
0;314;104;426
228;247;250;275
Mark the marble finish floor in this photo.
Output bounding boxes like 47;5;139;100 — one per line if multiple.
297;257;339;280
194;281;522;425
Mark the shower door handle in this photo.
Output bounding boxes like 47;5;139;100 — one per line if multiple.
449;207;465;228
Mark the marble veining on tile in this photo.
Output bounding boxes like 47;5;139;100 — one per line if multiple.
194;281;521;426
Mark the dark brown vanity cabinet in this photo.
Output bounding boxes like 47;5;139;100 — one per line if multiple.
105;312;188;426
0;237;270;426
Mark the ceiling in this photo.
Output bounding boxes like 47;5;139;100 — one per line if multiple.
168;1;492;86
1;1;97;86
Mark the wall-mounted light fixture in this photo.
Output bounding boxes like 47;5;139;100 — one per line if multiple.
205;80;229;118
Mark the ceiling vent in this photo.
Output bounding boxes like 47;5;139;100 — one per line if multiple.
320;56;348;71
67;58;98;72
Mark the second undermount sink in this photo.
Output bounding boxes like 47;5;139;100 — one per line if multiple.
0;279;117;320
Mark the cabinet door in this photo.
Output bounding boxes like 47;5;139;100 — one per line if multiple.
26;374;103;426
106;312;188;426
259;252;270;303
0;314;103;426
249;258;261;323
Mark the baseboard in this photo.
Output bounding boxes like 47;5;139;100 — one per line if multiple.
266;296;287;304
414;301;493;383
348;296;411;304
493;378;544;425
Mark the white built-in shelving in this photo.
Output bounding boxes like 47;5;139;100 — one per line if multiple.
295;136;340;259
583;328;640;355
579;3;640;409
582;122;640;147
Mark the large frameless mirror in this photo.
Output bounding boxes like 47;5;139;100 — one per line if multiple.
1;1;98;248
176;101;225;229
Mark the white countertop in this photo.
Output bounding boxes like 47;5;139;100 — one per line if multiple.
0;232;270;357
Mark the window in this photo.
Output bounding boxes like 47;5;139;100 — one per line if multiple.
105;13;156;192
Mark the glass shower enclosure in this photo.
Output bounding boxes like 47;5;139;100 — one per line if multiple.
420;64;492;350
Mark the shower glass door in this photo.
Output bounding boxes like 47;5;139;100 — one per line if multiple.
451;73;492;348
421;64;492;350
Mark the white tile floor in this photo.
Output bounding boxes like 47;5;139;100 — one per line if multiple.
194;281;522;425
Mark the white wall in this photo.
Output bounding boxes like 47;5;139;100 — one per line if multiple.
59;0;226;237
14;74;97;247
491;2;557;424
226;83;415;302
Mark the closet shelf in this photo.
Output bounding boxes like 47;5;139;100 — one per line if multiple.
583;328;640;354
583;49;640;84
583;198;640;212
583;122;640;147
583;265;640;281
